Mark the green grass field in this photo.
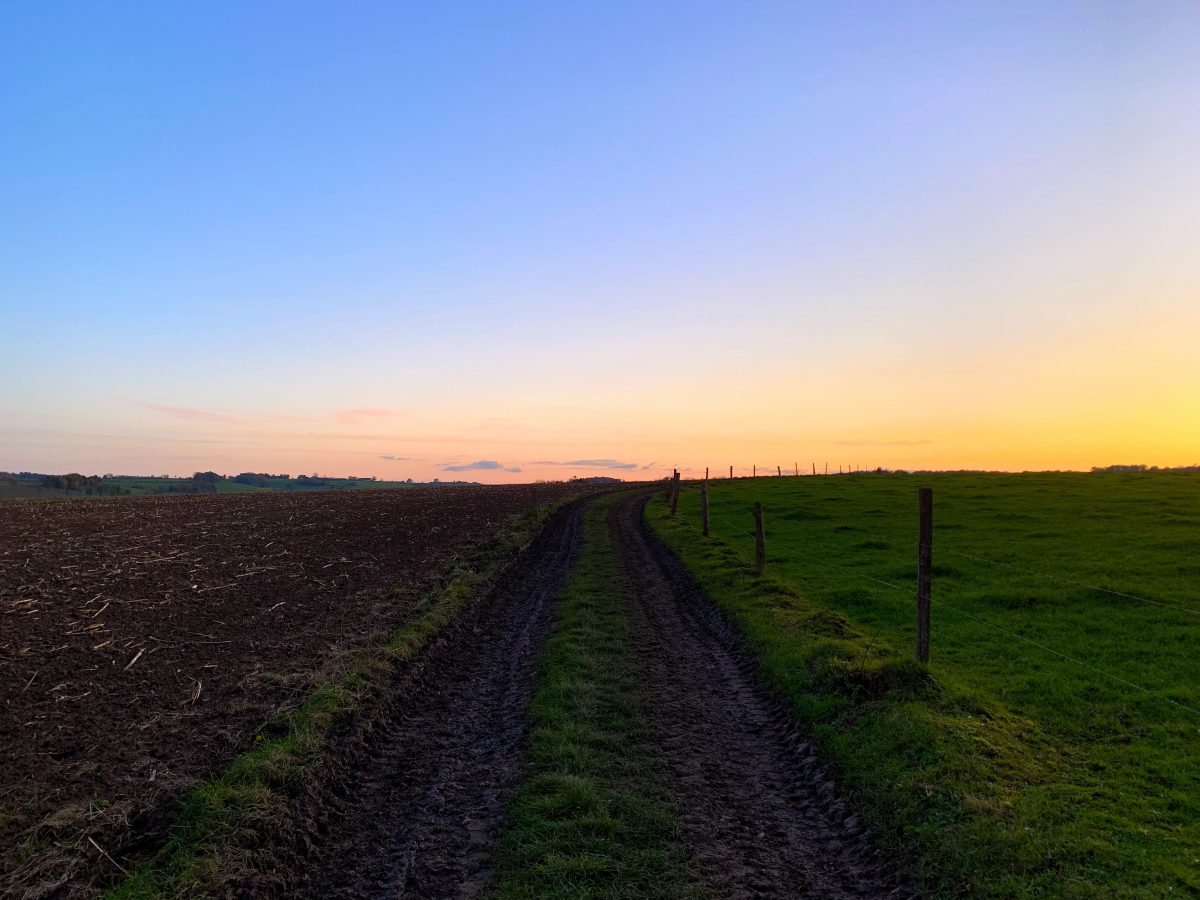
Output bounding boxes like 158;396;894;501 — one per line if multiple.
0;474;482;499
109;477;419;495
651;471;1200;896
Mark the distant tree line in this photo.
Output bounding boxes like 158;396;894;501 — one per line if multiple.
36;473;127;495
228;472;290;487
1091;464;1200;473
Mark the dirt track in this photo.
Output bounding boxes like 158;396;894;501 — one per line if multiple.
288;490;910;899
611;492;908;899
294;501;584;898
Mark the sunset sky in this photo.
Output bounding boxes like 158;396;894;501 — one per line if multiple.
3;2;1198;482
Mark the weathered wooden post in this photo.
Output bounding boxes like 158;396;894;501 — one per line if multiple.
753;465;756;478
705;467;709;480
916;486;933;663
794;462;799;476
812;462;816;476
701;477;710;536
777;465;782;477
669;471;681;517
753;502;766;576
729;465;733;479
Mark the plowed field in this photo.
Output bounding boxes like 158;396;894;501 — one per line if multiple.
0;484;588;896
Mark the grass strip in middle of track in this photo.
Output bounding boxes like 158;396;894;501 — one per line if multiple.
491;497;706;899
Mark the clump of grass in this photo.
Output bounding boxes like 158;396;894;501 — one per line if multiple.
107;503;565;900
490;498;707;899
650;472;1200;897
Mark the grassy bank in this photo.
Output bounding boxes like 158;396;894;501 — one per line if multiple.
491;497;704;899
107;501;570;899
649;472;1200;897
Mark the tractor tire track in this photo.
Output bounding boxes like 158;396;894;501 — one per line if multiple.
293;500;585;899
610;492;914;899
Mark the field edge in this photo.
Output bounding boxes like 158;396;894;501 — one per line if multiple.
103;497;582;900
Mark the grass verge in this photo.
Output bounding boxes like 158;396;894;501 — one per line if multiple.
490;496;707;899
106;501;570;899
648;476;1200;898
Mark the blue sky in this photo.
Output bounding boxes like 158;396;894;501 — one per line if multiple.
3;2;1198;478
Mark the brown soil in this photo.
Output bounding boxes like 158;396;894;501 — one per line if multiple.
0;484;589;898
609;492;913;898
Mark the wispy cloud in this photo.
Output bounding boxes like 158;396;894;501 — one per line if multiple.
336;407;403;425
442;459;522;473
379;454;410;461
533;458;639;470
834;439;933;447
475;418;525;431
639;461;657;471
137;402;242;424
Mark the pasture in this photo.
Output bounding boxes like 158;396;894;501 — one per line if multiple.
652;471;1200;896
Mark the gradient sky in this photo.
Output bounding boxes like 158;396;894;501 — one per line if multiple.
3;2;1198;482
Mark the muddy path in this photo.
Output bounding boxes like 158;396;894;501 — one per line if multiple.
292;500;585;899
609;492;911;899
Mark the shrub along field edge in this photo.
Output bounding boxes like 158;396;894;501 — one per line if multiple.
107;500;576;900
646;491;1103;898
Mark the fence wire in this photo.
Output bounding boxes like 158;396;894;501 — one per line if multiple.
927;597;1200;719
731;524;1200;721
941;547;1200;618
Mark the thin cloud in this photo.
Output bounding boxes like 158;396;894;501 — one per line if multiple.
442;459;522;473
639;461;658;471
475;418;525;431
379;454;410;461
336;407;403;425
137;402;242;425
834;439;933;447
533;459;639;470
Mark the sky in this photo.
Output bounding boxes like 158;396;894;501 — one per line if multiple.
2;1;1198;482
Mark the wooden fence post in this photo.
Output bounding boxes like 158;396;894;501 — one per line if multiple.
794;462;799;476
701;478;710;536
916;486;933;663
670;471;681;517
754;502;766;576
753;465;756;478
705;467;709;481
777;465;782;477
812;462;816;476
729;465;733;479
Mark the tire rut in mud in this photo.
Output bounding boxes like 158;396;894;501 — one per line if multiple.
294;501;585;899
610;492;915;899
